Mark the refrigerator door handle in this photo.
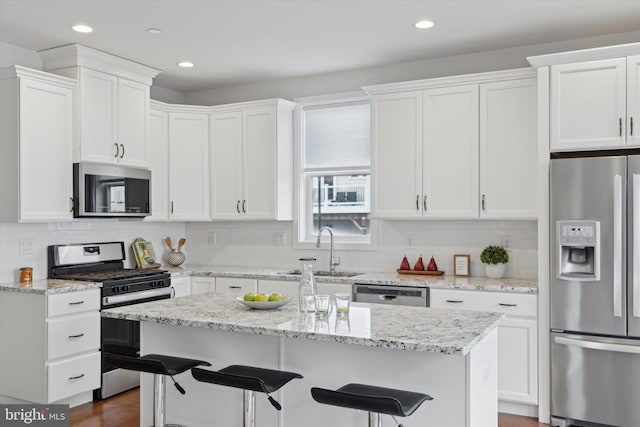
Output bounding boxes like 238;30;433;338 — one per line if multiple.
613;174;623;318
634;173;640;318
555;336;640;355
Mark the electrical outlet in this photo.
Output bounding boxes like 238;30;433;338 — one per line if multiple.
19;239;34;255
482;365;490;386
501;235;512;248
406;235;415;248
208;232;217;245
273;232;286;246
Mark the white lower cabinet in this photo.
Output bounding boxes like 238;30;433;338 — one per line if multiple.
258;279;296;296
171;276;191;298
190;277;216;295
430;288;538;412
215;277;257;295
0;289;101;406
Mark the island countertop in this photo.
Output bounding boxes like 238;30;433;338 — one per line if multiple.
102;292;503;356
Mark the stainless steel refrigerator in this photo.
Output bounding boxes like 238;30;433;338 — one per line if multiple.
550;155;640;427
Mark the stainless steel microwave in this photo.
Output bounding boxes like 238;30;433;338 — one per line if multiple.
73;162;151;218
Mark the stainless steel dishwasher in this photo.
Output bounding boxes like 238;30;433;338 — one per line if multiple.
352;283;429;307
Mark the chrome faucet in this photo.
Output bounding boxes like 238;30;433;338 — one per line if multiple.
316;226;340;273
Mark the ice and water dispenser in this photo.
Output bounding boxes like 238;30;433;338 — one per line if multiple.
556;220;600;281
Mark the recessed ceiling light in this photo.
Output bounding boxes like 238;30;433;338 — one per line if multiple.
147;28;161;35
177;61;195;68
415;20;435;30
72;24;93;33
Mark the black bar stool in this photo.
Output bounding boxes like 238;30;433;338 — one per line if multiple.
191;365;303;427
311;383;433;427
104;353;211;427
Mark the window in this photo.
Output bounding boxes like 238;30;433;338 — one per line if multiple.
298;99;372;245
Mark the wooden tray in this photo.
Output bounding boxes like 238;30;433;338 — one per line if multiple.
396;269;444;276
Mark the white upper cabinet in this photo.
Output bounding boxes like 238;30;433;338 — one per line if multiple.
628;55;640;147
168;111;210;221
0;66;74;222
210;99;295;221
40;44;160;166
480;78;537;219
367;69;536;220
550;58;627;151
371;91;423;218
423;84;479;218
146;105;169;221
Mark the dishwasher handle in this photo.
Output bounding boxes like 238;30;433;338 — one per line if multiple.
379;295;398;302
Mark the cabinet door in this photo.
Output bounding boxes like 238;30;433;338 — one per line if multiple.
168;112;210;220
423;85;479;218
628;55;640;147
145;108;169;221
550;58;626;150
243;107;277;220
171;277;191;298
210;111;243;220
79;68;118;162
215;277;257;295
18;78;73;221
117;78;148;167
371;91;423;218
498;318;538;405
191;277;216;295
480;79;537;219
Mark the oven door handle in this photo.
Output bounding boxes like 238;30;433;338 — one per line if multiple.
102;287;172;307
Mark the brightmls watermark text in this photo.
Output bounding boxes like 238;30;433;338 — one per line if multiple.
1;404;68;426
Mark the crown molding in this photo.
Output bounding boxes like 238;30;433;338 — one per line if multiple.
0;65;76;89
527;42;640;67
39;44;161;85
362;68;535;95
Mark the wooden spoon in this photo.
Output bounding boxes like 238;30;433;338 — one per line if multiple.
164;237;173;250
178;238;186;250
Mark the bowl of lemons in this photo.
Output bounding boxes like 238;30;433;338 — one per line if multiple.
236;293;289;310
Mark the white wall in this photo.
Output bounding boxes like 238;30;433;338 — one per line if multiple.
0;221;185;283
184;30;640;105
186;220;537;279
150;85;185;104
0;41;43;69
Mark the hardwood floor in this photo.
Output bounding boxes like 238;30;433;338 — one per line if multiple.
70;388;550;426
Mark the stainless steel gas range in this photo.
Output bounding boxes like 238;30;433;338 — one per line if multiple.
48;241;172;399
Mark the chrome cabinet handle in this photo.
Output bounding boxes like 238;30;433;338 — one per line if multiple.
423;195;427;211
68;301;84;305
236;200;241;213
171;201;174;214
120;143;125;158
242;200;247;213
69;197;74;213
631;117;634;136
68;374;85;380
619;118;623;137
114;143;119;158
481;194;486;211
170;287;176;298
498;303;518;307
229;286;242;289
416;195;419;211
446;299;463;303
68;333;85;339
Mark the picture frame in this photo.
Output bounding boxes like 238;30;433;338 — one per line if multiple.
453;254;470;277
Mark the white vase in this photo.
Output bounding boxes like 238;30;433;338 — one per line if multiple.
484;263;506;279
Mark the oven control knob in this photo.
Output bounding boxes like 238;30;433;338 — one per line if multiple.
113;286;120;294
122;285;129;292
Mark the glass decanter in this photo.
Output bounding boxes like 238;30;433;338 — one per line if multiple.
298;257;317;312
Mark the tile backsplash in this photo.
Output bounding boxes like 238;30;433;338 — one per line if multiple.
0;219;537;284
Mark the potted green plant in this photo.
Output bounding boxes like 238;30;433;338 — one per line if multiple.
480;245;509;279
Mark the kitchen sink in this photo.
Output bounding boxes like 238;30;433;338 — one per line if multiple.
278;270;361;278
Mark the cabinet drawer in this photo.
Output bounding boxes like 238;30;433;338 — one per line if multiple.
48;289;100;318
47;312;100;360
430;289;537;317
215;277;257;294
47;351;100;402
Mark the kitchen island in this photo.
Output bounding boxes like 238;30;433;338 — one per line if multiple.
102;293;502;427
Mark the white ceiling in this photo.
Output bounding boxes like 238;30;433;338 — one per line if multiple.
1;0;640;93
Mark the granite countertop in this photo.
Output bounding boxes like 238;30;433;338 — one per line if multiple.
0;279;101;294
102;292;503;356
166;264;538;294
